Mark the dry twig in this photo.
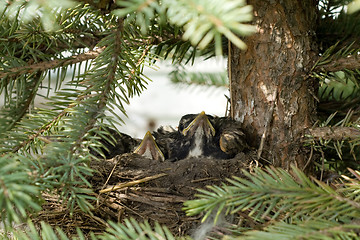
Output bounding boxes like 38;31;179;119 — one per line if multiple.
99;173;167;194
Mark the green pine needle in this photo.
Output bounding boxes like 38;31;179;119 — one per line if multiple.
183;166;360;223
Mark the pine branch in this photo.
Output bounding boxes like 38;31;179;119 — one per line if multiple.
0;154;42;227
12;218;177;240
103;219;177;240
314;54;360;72
317;3;360;51
184;166;360;223
303;110;360;167
0;72;44;136
12;220;86;240
113;0;255;56
0;48;103;79
306;126;360;140
65;19;125;156
10;44;151;154
9;90;89;153
241;219;360;240
313;42;360;74
3;28;102;56
319;97;360;116
11;19;142;214
170;66;228;87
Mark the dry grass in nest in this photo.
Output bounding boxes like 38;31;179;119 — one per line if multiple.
31;152;254;237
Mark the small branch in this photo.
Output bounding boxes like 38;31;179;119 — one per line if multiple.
99;173;167;194
127;45;151;83
314;54;360;73
306;126;360;140
1;30;180;79
68;19;124;155
5;72;43;132
0;48;104;79
11;99;80;153
11;82;95;153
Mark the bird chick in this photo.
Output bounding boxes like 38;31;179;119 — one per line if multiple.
212;117;249;156
90;127;140;159
174;112;249;160
152;125;181;160
179;111;216;158
133;131;165;161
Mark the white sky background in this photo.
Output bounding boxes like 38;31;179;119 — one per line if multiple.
118;58;229;138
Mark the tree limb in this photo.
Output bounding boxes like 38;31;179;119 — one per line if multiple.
0;32;181;80
314;54;360;73
0;48;104;79
306;126;360;140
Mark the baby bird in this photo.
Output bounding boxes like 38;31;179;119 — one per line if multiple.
133;131;165;161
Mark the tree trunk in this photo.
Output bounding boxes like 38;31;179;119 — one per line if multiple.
229;0;318;170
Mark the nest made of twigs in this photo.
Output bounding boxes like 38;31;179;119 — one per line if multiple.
33;152;254;237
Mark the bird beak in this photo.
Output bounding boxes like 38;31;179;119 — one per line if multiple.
134;131;165;161
182;111;215;138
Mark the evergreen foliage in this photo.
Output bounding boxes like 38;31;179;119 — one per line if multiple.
0;154;41;227
308;0;360;175
12;219;181;240
7;166;360;240
184;166;360;222
170;64;228;87
0;0;360;239
184;166;360;239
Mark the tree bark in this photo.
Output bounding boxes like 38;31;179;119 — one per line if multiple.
229;0;318;170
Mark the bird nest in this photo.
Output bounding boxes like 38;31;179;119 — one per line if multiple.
32;152;255;237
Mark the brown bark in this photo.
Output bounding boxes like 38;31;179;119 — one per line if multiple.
314;54;360;73
307;127;360;141
229;0;318;170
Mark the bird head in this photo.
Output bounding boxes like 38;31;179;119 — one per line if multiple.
180;111;216;140
133;131;165;161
